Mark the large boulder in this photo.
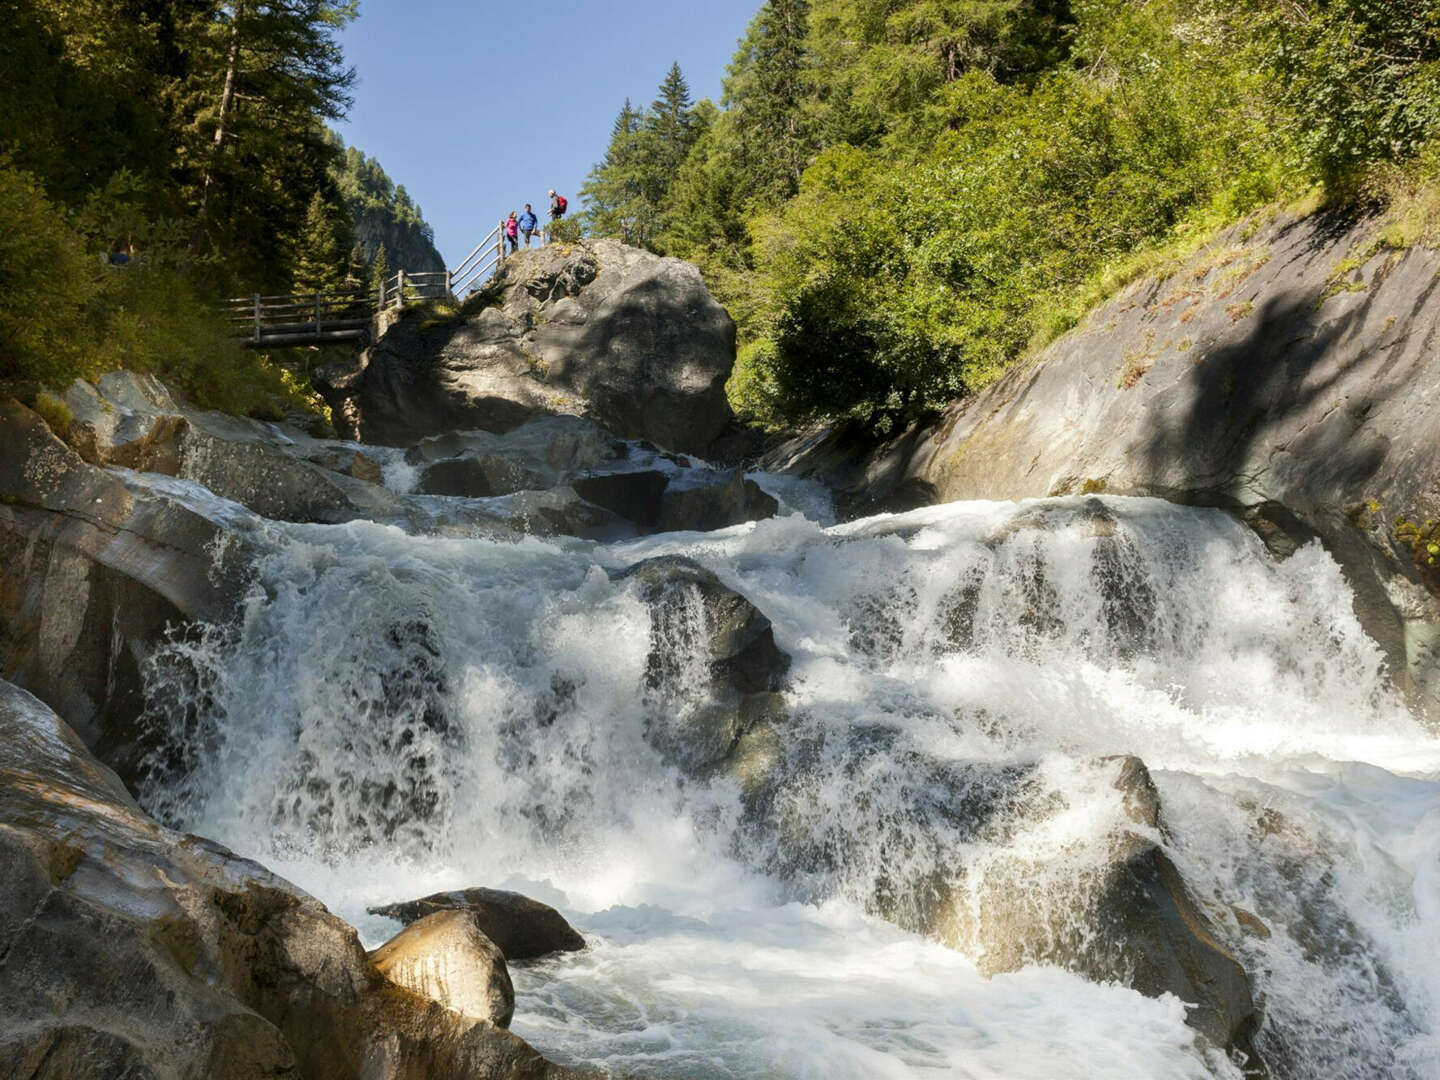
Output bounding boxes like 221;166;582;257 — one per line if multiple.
371;887;586;961
615;556;791;772
0;678;583;1079
724;733;1261;1067
333;240;736;455
934;756;1260;1064
370;911;516;1027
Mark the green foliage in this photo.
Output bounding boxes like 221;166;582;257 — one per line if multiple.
585;0;1440;428
547;218;585;244
31;391;74;437
292;189;352;292
582;65;708;246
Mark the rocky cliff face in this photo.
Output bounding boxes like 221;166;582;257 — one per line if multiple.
771;211;1440;719
321;239;737;455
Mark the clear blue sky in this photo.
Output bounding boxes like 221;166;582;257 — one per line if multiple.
335;1;759;268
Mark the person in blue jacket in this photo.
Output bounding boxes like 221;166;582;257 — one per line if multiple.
518;204;539;249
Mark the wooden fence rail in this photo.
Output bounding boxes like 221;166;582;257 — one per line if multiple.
224;218;520;345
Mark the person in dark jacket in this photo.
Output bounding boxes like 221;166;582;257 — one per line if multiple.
518;204;539;248
546;190;567;243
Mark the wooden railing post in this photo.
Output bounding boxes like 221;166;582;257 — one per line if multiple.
396;269;406;307
253;293;261;344
314;293;322;335
497;219;504;267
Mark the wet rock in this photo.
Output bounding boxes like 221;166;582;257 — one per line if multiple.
0;678;583;1080
937;755;1261;1063
616;556;791;771
370;911;515;1027
0;397;251;781
417;453;545;498
572;470;669;527
335;239;735;455
57;371;402;524
371;888;586;961
657;468;779;533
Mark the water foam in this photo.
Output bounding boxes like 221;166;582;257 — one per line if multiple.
137;489;1440;1078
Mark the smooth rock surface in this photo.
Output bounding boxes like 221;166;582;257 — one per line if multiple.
0;397;253;781
371;888;586;961
370;911;515;1027
60;370;402;524
0;679;583;1080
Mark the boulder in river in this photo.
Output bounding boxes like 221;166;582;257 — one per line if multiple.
616;555;792;772
0;678;583;1079
57;370;403;524
370;910;516;1027
371;887;586;961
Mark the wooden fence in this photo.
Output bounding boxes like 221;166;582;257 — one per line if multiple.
224;220;515;345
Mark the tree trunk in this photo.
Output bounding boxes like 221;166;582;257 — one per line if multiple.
196;1;246;241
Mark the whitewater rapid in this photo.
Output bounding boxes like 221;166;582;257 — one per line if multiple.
137;478;1440;1079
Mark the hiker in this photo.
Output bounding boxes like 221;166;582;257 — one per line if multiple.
546;190;567;242
518;204;539;248
504;211;519;255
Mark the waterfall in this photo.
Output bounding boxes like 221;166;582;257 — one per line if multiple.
138;484;1440;1079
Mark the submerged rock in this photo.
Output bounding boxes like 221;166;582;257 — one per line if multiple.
370;911;516;1027
0;678;582;1079
332;239;736;455
616;555;791;772
371;887;586;961
940;756;1261;1063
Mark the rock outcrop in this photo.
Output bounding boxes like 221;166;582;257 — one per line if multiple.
770;210;1440;718
60;370;401;524
0;678;582;1079
0;396;255;781
371;887;586;961
370;911;516;1027
326;239;737;454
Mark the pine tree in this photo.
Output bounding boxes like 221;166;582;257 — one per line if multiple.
292;190;348;292
648;62;698;179
371;242;389;294
581;98;654;243
725;0;814;205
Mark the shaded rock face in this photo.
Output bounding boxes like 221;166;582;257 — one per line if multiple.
370;911;516;1028
0;397;251;782
616;556;791;772
371;887;586;961
334;239;736;454
768;211;1440;719
0;679;581;1080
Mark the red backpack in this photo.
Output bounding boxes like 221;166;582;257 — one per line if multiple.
554;194;568;214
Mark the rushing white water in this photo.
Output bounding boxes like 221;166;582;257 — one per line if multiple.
136;480;1440;1079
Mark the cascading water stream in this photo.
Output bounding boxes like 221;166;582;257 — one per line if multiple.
136;481;1440;1080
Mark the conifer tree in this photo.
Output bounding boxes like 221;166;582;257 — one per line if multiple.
371;242;389;293
725;0;814;205
292;189;349;292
